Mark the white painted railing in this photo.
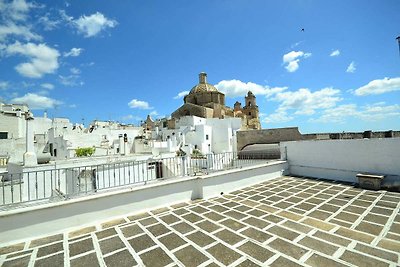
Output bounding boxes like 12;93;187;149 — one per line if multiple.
1;151;278;209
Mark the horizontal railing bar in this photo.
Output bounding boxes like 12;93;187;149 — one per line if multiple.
0;152;277;209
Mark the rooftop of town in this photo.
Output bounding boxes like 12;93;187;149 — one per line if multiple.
0;175;399;266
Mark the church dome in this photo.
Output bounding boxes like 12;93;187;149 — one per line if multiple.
189;72;219;94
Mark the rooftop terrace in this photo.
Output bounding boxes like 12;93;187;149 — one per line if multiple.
1;175;399;267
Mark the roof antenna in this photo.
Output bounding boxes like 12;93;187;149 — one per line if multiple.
397;36;400;55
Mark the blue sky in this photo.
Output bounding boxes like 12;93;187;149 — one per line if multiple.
0;0;399;133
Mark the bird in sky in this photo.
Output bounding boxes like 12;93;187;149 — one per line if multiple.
301;28;305;32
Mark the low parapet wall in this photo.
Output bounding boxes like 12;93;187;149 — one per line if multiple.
0;161;287;244
237;127;302;151
237;128;400;152
281;138;400;183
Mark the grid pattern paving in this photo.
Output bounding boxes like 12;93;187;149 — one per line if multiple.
0;176;399;266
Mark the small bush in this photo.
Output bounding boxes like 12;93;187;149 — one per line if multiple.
75;147;96;157
191;149;204;158
176;149;186;157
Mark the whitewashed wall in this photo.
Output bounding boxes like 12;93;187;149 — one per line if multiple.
281;138;400;183
32;117;52;135
0;113;25;139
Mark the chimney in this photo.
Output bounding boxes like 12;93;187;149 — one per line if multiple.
199;72;207;84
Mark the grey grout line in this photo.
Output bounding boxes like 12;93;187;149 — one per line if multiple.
292;232;308;244
101;246;126;258
1;176;400;267
23;241;29;250
27;247;38;267
350;190;385;230
114;226;144;266
159;208;270;266
332;244;349;260
135;214;218;266
347;240;357;250
197;259;218;267
373;197;400;246
298;249;313;264
313;251;353;267
166;180;396;266
68;249;96;260
229;257;248;267
346;245;399;266
63;232;70;267
91;231;106;267
263;253;281;266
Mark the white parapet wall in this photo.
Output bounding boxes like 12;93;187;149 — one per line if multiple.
0;161;287;244
281;138;400;183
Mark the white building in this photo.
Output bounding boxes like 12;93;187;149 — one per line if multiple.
0;102;145;165
144;115;242;156
48;120;143;160
0;103;30;139
0;103;50;165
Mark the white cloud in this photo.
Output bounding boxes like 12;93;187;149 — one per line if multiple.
0;23;41;41
310;104;357;123
264;108;294;123
128;99;152;109
5;41;60;78
63;47;83;57
263;87;342;123
346;61;356;73
10;92;62;109
282;50;311;72
121;114;133;120
285;60;300;73
70;67;80;74
0;81;9;89
214;79;287;98
354;77;400;96
20;81;34;87
68;12;117;38
59;74;82;86
40;83;54;89
0;0;39;22
36;89;49;96
311;103;400;123
0;0;43;41
38;13;61;31
173;90;189;99
361;103;400;121
290;41;304;49
330;49;340;57
149;110;158;116
81;61;94;67
120;114;141;121
272;87;342;115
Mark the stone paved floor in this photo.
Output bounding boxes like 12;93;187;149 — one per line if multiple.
1;175;399;266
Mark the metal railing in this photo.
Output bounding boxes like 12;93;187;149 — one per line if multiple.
0;151;278;208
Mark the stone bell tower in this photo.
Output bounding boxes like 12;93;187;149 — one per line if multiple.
242;91;261;130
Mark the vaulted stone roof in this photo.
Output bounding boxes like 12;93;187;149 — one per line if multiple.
189;83;219;94
189;72;220;94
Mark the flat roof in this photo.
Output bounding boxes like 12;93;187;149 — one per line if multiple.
0;175;399;266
